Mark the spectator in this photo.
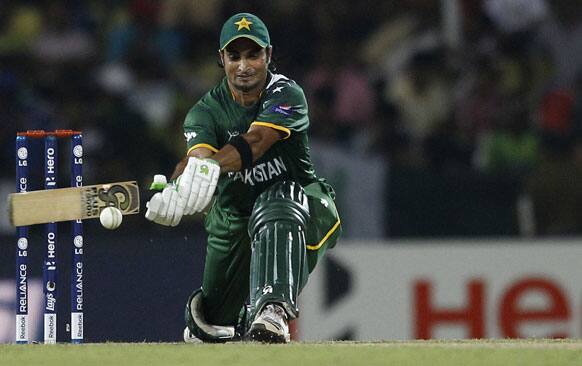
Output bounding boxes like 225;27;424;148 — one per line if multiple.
538;0;582;89
526;133;582;236
474;98;539;178
388;48;453;165
0;4;42;55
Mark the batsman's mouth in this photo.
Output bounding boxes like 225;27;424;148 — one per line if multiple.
236;74;255;81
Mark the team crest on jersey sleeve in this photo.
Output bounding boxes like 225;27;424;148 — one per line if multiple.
184;132;197;142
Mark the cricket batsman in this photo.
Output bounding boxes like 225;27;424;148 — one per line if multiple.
145;12;341;343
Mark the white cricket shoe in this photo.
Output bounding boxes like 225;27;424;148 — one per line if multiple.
183;327;203;344
248;303;290;343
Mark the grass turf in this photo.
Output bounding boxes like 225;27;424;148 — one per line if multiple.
1;339;581;366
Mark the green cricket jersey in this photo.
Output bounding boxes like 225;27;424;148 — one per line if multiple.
183;72;318;216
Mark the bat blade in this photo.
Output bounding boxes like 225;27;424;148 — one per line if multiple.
8;181;140;226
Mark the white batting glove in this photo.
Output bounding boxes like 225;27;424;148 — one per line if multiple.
177;157;220;215
145;175;185;226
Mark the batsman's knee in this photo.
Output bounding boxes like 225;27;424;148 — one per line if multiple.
248;180;310;236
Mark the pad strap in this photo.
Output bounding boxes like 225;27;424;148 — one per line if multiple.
227;135;253;171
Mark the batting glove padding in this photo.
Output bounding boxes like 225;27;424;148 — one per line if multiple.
145;179;185;227
177;157;220;215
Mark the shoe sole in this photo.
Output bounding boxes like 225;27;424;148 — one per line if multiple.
249;323;288;344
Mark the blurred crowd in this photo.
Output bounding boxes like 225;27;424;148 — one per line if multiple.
1;0;582;236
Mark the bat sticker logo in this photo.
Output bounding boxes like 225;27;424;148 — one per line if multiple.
98;185;131;210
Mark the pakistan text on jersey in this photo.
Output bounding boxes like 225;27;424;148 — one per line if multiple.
227;156;287;186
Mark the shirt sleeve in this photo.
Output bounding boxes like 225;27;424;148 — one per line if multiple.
253;83;309;138
183;104;219;154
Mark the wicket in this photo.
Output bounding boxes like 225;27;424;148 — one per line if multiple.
15;130;84;344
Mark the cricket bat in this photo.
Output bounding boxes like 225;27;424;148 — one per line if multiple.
8;181;140;226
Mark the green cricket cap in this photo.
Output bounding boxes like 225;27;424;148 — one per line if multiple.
219;13;270;51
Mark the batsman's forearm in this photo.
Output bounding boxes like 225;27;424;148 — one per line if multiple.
212;143;244;173
178;126;281;176
212;131;271;173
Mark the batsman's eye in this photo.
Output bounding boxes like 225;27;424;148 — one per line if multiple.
227;53;240;61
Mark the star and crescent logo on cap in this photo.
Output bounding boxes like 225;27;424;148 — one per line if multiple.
235;17;252;31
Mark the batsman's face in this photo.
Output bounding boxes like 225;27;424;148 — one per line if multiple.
221;38;271;93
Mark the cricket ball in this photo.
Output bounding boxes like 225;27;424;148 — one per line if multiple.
99;206;123;230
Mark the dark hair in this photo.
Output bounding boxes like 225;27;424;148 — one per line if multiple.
268;57;277;72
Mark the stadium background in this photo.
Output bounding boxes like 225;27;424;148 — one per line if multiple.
0;0;581;342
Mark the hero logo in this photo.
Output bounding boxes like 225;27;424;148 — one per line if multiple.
413;277;573;339
184;132;197;142
47;232;56;260
45;148;56;187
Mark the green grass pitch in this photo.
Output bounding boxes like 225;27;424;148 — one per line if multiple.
1;339;580;366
